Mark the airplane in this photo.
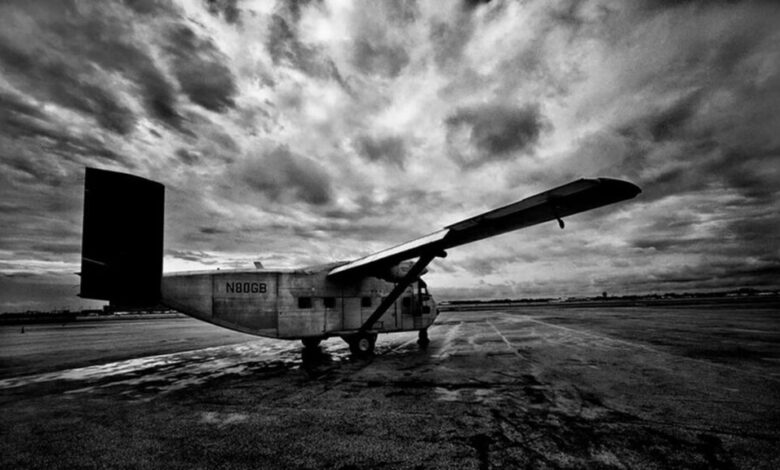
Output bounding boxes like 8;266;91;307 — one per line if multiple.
78;168;640;356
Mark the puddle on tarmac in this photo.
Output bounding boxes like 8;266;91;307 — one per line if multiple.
0;340;326;395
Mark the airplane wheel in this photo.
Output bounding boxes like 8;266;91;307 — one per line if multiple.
302;337;322;349
347;333;376;356
417;328;430;348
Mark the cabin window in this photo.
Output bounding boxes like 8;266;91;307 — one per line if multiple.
402;297;411;308
361;296;372;308
324;297;336;309
298;297;312;309
422;306;431;314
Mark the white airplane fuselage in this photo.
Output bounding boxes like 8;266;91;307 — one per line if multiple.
161;268;438;340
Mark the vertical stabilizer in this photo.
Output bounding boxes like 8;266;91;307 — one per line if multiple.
79;168;164;306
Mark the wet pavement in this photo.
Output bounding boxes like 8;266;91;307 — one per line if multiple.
1;305;779;469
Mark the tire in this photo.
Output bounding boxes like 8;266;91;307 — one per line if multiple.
302;337;322;349
417;328;430;348
346;333;376;356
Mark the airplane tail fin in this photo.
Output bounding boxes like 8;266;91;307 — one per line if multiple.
79;167;164;307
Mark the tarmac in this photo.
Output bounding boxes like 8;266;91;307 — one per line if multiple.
1;302;778;469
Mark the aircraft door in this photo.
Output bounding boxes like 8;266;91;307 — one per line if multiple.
399;285;421;329
418;281;432;315
400;287;413;315
323;295;343;333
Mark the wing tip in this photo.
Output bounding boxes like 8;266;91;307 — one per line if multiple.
595;177;642;199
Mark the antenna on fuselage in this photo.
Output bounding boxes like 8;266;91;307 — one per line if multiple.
254;261;264;269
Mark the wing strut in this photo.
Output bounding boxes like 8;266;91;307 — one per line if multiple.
359;252;438;333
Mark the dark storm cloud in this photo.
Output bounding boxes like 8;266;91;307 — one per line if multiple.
0;1;190;134
552;52;779;203
462;0;492;11
347;3;415;80
0;41;135;135
614;258;780;292
630;92;704;143
381;0;419;23
164;25;238;113
428;0;496;70
638;0;744;12
81;33;183;132
723;215;780;252
237;146;332;206
323;189;446;234
563;0;780;202
120;0;177;15
0;92;127;173
445;103;547;167
704;147;780;202
455;253;539;276
631;237;712;252
165;249;220;265
352;38;410;78
175;148;202;165
0;89;46;123
3;0;778;311
204;0;241;24
199;226;229;235
27;241;82;256
266;7;347;86
354;134;407;167
0;92;126;169
285;219;414;245
429;17;474;70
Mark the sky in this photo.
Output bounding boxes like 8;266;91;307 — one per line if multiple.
1;0;779;311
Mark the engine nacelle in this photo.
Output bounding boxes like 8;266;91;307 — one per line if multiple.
379;260;428;282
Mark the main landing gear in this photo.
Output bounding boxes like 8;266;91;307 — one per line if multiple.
417;328;429;349
301;337;322;349
344;333;377;356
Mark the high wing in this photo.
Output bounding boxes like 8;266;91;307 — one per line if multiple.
328;178;640;279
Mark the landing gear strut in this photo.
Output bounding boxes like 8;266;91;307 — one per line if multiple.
345;333;377;356
302;337;322;349
417;328;429;348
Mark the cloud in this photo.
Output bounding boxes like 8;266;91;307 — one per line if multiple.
429;5;478;70
0;89;47;124
445;103;547;167
165;249;220;265
353;134;407;167
204;0;241;24
163;25;238;113
234;146;333;206
266;7;347;84
175;148;202;165
1;0;779;311
351;38;410;78
0;40;135;135
120;0;177;16
0;90;128;174
0;1;188;134
626;91;704;143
